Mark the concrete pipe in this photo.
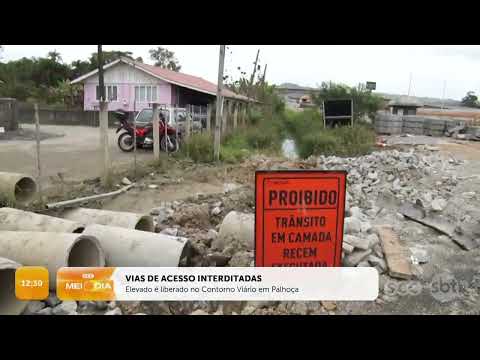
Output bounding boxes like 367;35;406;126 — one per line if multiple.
0;232;105;289
81;224;189;267
219;211;254;250
0;257;29;315
0;172;37;204
61;208;154;232
0;207;85;233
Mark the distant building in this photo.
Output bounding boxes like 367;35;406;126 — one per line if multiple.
0;98;19;132
275;84;320;108
71;57;254;112
387;96;423;115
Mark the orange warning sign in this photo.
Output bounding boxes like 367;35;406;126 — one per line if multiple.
255;171;347;267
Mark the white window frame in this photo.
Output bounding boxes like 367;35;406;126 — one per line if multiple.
134;85;158;102
96;85;118;101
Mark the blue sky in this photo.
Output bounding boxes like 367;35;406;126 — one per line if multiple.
2;45;479;100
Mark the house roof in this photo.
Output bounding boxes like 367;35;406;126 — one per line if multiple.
388;95;423;107
71;58;254;102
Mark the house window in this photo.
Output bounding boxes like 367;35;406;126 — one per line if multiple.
134;85;157;102
96;85;118;101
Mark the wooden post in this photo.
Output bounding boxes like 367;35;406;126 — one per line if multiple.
164;105;168;156
98;45;110;187
206;103;212;133
34;103;42;199
99;101;110;186
243;103;248;126
186;105;191;157
214;45;226;162
233;102;238;129
152;103;160;160
97;45;105;101
222;99;228;137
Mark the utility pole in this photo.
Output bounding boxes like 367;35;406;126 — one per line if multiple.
34;103;42;202
214;45;226;162
407;72;413;96
262;64;268;85
98;45;111;187
441;80;447;110
247;49;260;101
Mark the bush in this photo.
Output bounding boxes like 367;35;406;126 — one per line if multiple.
220;146;249;163
297;131;339;158
284;109;323;135
181;132;214;163
220;129;250;163
332;124;376;156
246;108;263;126
244;121;281;151
281;109;375;158
296;125;376;158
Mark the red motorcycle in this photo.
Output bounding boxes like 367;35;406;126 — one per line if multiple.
115;110;180;153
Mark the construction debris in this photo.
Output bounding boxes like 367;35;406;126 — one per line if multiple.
376;226;413;280
46;183;135;209
121;177;132;186
400;202;479;250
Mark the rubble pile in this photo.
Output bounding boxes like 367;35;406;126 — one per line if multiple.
13;145;479;316
22;295;135;316
310;149;465;211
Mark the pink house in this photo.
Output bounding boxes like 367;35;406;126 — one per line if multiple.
71;57;251;112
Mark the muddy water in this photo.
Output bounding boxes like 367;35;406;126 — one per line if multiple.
282;139;298;160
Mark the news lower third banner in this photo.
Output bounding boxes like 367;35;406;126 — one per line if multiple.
54;267;379;301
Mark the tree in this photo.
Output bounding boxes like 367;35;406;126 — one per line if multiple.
88;50;134;70
0;53;72;102
312;81;384;120
461;91;479;108
47;50;62;63
70;60;91;79
149;47;181;71
50;80;83;107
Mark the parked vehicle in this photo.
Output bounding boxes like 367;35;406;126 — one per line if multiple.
114;109;179;153
135;107;203;134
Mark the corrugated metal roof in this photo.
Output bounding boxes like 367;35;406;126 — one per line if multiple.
72;58;254;102
388;95;423;107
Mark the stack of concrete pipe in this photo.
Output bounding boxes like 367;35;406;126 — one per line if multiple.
0;172;37;204
0;257;29;315
61;207;155;232
0;207;190;314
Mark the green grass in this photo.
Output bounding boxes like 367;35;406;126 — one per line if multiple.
178;113;284;164
179;132;215;163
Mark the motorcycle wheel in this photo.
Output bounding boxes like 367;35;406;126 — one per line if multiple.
118;132;135;152
160;135;179;153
